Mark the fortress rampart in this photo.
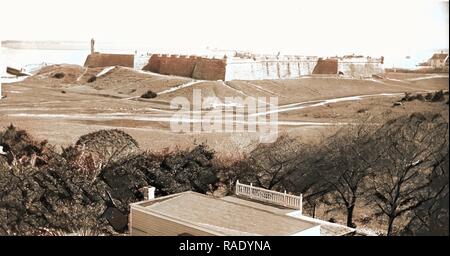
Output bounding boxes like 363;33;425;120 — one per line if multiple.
225;55;318;80
313;58;338;74
84;53;134;68
83;51;384;81
336;56;384;78
142;54;226;81
140;53;383;81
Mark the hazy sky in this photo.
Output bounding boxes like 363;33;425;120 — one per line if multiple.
0;0;448;57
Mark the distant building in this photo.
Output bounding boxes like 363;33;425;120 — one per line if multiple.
429;53;449;69
129;181;358;236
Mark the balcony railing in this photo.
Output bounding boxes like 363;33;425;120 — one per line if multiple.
235;180;302;213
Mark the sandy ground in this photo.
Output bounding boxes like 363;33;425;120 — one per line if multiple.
0;66;448;155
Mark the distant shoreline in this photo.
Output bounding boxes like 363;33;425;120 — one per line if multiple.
1;40;90;50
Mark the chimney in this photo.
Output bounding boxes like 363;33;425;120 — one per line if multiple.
143;186;156;200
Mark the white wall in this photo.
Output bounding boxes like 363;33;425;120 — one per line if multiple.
225;55;383;81
134;51;151;70
225;56;319;81
337;57;384;78
430;58;448;68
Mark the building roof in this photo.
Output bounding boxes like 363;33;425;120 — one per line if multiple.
133;191;319;236
430;53;448;60
221;195;295;215
222;196;355;236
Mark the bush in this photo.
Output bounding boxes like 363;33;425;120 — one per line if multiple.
0;126;219;235
407;95;417;101
431;90;445;102
400;92;411;101
357;108;369;113
401;92;412;101
0;124;56;167
52;72;65;79
87;76;97;83
141;90;157;99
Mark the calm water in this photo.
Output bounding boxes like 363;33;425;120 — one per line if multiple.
2;48;90;74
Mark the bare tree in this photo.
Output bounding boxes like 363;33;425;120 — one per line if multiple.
368;113;448;236
312;122;379;227
402;140;449;235
234;134;311;190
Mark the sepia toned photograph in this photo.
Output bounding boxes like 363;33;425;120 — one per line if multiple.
0;0;448;242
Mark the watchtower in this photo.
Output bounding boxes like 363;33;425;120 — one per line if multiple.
91;38;95;54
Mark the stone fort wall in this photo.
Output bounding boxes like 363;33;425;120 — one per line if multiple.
140;54;383;81
84;53;134;68
142;54;226;81
337;56;384;78
225;56;318;81
84;52;384;81
312;58;339;74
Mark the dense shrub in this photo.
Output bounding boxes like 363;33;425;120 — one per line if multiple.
0;127;218;235
141;90;157;99
87;76;97;83
52;72;65;79
431;90;445;102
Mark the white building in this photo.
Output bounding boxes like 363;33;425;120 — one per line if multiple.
429;53;449;69
129;182;356;236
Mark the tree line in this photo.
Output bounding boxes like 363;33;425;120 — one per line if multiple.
225;112;449;235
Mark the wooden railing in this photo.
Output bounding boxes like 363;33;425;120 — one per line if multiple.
235;180;302;213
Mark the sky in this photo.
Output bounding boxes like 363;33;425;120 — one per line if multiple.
0;0;448;59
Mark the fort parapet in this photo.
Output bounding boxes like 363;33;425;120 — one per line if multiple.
140;53;383;81
83;50;384;81
225;55;319;80
84;53;134;68
142;54;226;81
